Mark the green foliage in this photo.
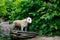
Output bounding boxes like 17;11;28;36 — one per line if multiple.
0;34;11;40
0;0;60;36
0;28;11;40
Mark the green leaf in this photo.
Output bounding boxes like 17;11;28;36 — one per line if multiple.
55;26;58;30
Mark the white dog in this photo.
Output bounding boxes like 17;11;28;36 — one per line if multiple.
13;17;32;32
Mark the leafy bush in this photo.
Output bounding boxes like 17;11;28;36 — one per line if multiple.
0;0;60;36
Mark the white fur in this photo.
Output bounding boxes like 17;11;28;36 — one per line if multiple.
26;17;32;23
13;17;32;31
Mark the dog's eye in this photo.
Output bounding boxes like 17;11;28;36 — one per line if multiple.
29;19;30;20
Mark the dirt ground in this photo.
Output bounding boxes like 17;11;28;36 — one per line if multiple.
28;36;60;40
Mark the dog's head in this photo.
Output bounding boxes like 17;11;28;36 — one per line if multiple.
26;17;32;23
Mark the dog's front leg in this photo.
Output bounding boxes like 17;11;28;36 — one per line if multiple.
21;26;24;32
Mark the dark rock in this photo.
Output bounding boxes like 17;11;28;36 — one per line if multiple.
11;31;38;40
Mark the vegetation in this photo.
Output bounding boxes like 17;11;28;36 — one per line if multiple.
0;0;60;37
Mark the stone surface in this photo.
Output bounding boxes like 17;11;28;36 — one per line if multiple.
28;36;60;40
11;31;38;40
